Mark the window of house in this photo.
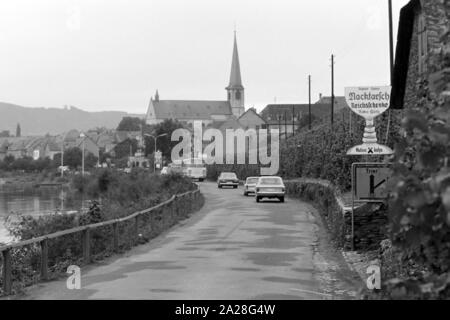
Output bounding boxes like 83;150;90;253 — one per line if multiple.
418;13;428;74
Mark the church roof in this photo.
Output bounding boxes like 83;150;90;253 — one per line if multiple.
151;100;232;120
227;32;243;89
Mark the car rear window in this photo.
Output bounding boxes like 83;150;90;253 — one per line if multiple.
221;173;237;178
246;177;258;183
259;177;282;185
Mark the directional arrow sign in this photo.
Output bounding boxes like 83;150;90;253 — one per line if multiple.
352;163;391;201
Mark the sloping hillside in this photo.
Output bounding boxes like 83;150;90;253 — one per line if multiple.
0;102;144;135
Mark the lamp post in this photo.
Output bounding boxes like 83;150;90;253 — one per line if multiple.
144;133;168;172
80;132;86;176
60;131;71;178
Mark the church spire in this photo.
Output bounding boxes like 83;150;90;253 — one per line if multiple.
226;31;245;117
227;31;243;89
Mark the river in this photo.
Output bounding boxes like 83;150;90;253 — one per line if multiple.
0;186;86;244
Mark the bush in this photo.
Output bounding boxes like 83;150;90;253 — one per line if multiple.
1;169;202;296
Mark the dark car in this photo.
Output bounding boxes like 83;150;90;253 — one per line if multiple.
217;172;239;188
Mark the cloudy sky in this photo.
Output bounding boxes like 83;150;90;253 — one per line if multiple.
0;0;410;114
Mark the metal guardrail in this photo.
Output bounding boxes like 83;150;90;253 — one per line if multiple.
0;187;200;295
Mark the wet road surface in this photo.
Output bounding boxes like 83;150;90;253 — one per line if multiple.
20;182;360;299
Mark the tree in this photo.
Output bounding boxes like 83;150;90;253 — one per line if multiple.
64;147;82;169
99;151;113;164
16;123;21;137
144;119;184;159
0;130;10;137
114;138;137;159
117;117;144;132
85;153;98;169
384;9;450;298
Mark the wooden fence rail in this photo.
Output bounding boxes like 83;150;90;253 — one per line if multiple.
0;187;200;296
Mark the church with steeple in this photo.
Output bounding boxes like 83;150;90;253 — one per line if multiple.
145;32;252;127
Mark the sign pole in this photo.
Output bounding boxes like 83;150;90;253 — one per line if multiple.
351;163;355;251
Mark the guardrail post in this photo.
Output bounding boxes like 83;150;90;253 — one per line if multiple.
113;222;119;253
82;228;91;263
173;195;179;218
40;239;49;281
2;249;12;295
134;216;139;245
169;200;175;225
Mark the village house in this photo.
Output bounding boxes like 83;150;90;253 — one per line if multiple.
259;94;349;138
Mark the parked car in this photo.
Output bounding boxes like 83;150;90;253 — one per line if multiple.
217;172;239;188
124;168;132;174
243;176;259;196
255;176;285;203
160;166;169;175
182;158;207;181
57;165;69;173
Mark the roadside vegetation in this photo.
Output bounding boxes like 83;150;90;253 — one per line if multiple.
0;169;202;295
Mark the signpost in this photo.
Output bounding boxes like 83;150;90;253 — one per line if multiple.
350;162;391;250
155;150;162;171
353;163;391;201
345;86;394;155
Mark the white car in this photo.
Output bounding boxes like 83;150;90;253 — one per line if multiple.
243;176;259;196
160;166;169;175
255;176;285;203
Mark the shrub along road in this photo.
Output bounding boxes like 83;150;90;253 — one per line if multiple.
19;182;360;299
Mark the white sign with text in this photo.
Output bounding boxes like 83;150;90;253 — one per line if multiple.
345;86;393;156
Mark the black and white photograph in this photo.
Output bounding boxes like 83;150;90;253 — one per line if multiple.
0;0;449;310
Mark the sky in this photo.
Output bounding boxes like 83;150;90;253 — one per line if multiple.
0;0;410;114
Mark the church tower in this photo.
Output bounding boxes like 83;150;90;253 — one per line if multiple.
226;32;245;117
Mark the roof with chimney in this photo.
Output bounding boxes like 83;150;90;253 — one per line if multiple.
315;96;348;111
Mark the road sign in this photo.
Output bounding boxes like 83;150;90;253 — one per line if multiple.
345;86;393;156
352;163;391;201
155;150;162;162
347;144;393;156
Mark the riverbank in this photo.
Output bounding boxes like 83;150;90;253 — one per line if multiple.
0;171;69;190
0;169;202;296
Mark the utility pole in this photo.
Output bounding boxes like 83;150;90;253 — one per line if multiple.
308;75;311;130
284;110;288;139
79;132;86;176
388;0;394;83
278;115;281;140
292;105;295;137
331;54;335;126
385;0;394;144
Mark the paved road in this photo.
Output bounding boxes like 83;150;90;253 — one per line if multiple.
20;182;360;299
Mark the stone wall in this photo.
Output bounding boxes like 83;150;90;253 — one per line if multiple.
285;179;388;252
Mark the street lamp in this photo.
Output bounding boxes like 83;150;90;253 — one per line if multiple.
79;132;86;176
144;133;168;172
60;132;69;178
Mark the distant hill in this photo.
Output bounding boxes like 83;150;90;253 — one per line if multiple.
0;102;144;135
